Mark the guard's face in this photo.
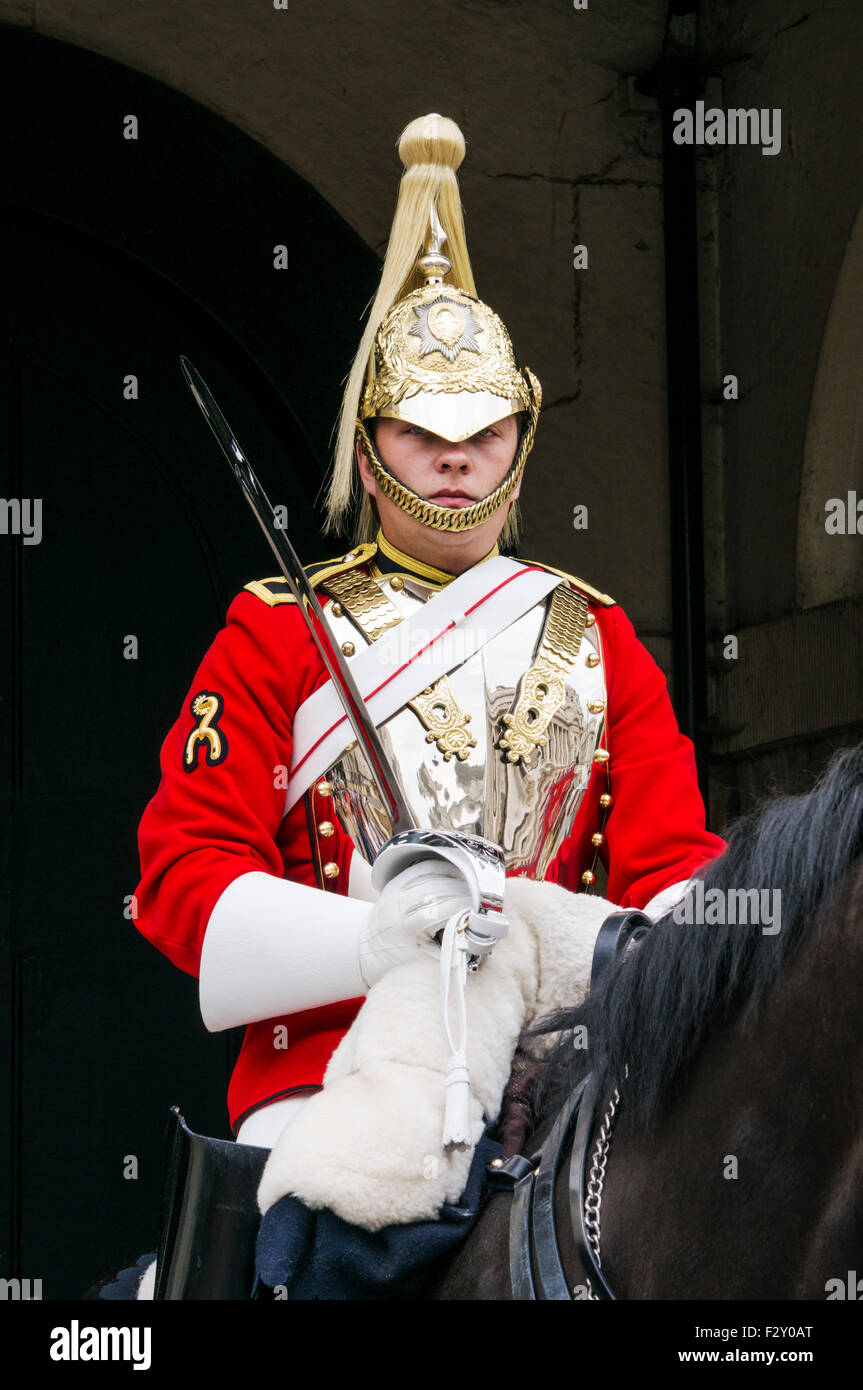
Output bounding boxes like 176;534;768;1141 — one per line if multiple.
356;415;521;573
372;416;519;503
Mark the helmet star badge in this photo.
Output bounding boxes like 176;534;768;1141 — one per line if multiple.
409;295;483;363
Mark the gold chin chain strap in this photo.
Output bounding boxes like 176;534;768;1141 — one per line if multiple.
498;584;590;765
320;567;477;762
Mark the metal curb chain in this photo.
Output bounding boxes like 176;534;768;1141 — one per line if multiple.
583;1071;625;1301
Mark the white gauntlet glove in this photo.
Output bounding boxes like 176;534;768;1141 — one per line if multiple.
257;878;622;1228
357;859;472;989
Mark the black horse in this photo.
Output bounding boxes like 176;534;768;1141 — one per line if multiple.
428;743;863;1299
93;745;863;1301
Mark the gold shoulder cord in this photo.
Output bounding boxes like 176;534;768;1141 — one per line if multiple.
321;569;477;761
499;584;590;764
243;544;378;608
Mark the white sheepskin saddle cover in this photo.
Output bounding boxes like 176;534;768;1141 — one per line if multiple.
257;879;616;1231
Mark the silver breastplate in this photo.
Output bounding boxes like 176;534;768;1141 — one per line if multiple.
320;572;607;879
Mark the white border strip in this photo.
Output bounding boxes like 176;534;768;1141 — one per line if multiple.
285;557;561;813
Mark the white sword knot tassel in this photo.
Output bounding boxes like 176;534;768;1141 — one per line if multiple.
439;908;473;1150
438;905;506;1149
369;830;508;1151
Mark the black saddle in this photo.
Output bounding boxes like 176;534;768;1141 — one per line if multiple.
153;1107;268;1299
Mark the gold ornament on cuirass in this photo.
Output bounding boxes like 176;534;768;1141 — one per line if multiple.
325;113;542;544
498;584;590;764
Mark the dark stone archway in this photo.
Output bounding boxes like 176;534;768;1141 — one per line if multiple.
0;24;378;1297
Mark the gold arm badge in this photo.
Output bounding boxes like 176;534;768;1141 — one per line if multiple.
183;691;228;770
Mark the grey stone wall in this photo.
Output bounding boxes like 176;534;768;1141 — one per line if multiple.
5;0;862;823
699;1;863;822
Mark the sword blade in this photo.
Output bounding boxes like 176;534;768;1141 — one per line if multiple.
179;355;415;835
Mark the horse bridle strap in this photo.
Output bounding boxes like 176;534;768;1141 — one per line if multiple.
489;1074;610;1300
491;908;651;1301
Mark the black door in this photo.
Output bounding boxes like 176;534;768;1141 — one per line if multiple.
0;26;377;1298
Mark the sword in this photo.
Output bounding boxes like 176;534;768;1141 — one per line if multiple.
181;355;510;1150
179;355;415;835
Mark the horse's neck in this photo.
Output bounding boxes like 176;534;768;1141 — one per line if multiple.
597;867;863;1299
429;867;863;1301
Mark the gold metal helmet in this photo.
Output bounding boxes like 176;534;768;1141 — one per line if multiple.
326;114;541;543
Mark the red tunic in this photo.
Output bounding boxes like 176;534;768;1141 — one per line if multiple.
133;550;725;1134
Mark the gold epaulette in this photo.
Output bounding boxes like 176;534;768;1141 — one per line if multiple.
243;542;379;607
523;558;615;607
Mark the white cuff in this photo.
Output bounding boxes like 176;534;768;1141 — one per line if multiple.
348;850;377;903
642;878;693;922
198;871;370;1031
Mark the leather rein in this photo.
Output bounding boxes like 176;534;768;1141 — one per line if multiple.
487;909;652;1301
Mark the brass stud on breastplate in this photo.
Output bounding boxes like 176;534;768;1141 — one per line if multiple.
330;602;344;618
390;576;405;592
586;653;600;668
341;641;356;657
588;699;605;714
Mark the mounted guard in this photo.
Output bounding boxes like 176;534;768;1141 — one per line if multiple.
127;113;724;1299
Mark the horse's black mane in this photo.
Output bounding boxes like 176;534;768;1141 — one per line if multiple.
533;743;863;1134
